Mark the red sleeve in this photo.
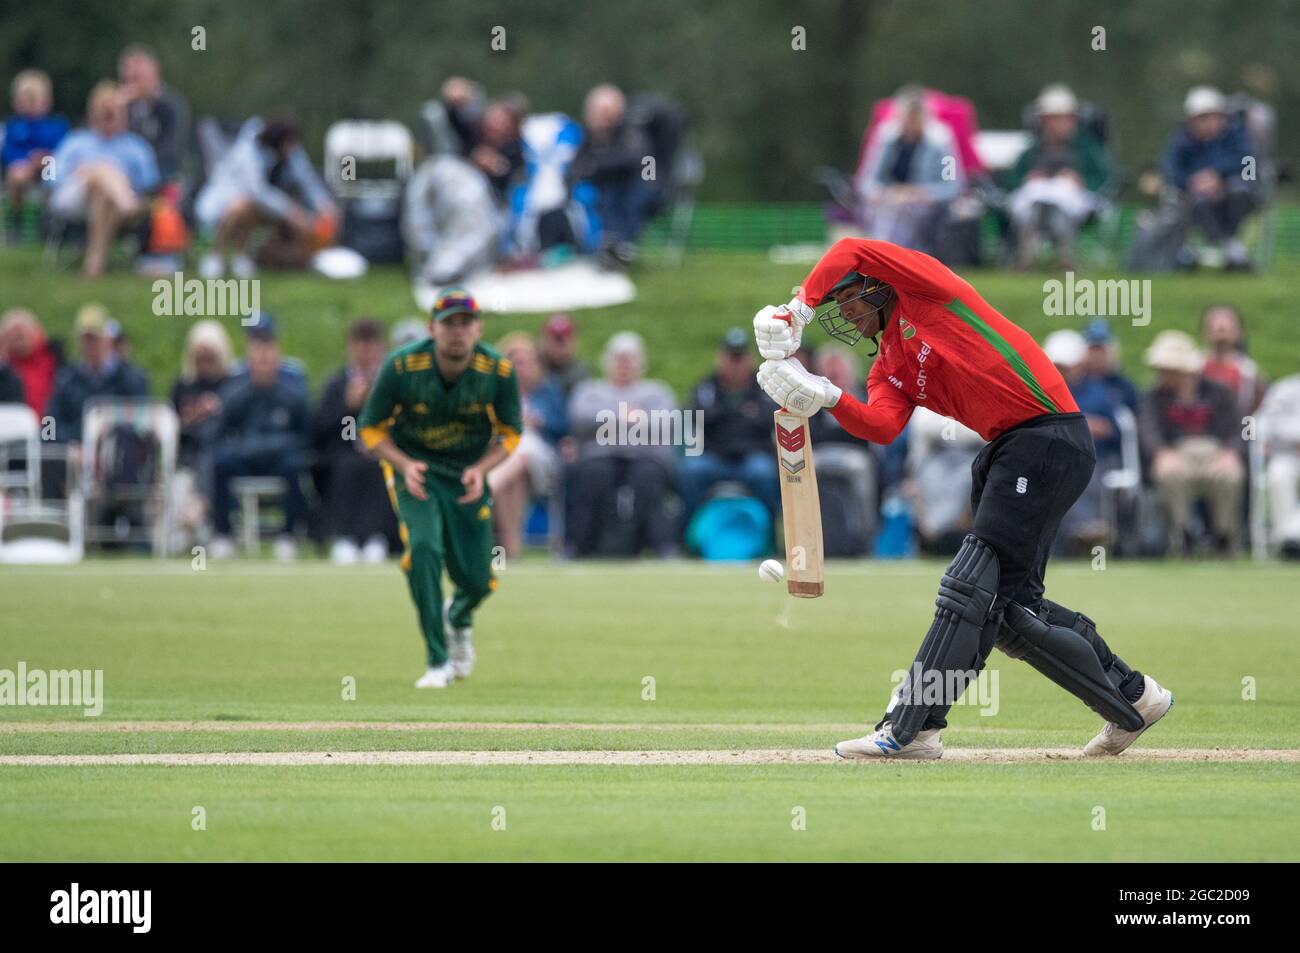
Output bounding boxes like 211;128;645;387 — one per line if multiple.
827;359;914;445
797;238;959;308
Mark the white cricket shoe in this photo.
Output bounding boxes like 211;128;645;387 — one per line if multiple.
414;662;455;689
231;253;257;279
835;722;943;761
443;598;475;680
330;539;360;565
361;535;388;564
207;536;236;560
1083;675;1173;756
198;251;225;279
273;535;298;562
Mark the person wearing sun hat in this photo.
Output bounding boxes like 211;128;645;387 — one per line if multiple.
1138;329;1243;556
46;303;150;446
1160;85;1258;270
358;286;523;689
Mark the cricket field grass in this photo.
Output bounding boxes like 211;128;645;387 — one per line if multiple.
1;558;1297;861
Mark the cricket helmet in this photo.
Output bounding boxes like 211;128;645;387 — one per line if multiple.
816;271;894;353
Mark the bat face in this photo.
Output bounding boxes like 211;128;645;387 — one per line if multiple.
774;411;824;598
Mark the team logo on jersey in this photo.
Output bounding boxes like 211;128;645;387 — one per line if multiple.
898;318;917;341
1016;476;1029;495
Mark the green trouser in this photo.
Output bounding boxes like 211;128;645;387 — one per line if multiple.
386;463;497;666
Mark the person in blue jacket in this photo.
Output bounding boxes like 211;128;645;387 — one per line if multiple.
1161;86;1259;270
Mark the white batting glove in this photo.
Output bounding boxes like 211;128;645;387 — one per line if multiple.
756;358;842;416
752;298;815;360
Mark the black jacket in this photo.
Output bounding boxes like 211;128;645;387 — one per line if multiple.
0;364;25;405
216;372;309;460
312;367;374;461
687;373;776;460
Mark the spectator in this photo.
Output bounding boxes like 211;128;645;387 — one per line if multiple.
194;117;337;278
679;328;778;522
438;76;486;154
566;332;677;557
809;346;868;447
1138;330;1243;556
569;84;653;265
1200;304;1266;417
1006;84;1111;270
0;308;60;416
209;316;309;560
1161;86;1257;270
469;99;526;201
117;45;191;182
228;311;309;395
169;320;233;545
856;86;963;254
46;304;149;446
402;153;499;285
1046;329;1117;551
311;318;398;565
2;69;68;231
809;345;880;556
904;408;984;556
47;82;160;278
487;332;568;558
538;313;590;395
1080;319;1139;413
1256;367;1300;556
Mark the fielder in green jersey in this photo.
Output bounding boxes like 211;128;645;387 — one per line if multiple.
359;287;522;689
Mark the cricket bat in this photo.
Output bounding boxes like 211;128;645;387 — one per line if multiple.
773;410;824;598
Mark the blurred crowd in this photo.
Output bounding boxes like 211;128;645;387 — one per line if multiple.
834;81;1275;272
4;299;1298;563
4;56;1278;280
1;54;688;279
0;56;1293;563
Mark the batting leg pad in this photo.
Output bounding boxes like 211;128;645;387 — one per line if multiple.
1040;599;1143;700
888;534;1002;746
999;601;1144;730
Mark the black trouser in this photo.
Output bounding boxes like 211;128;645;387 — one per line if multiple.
969;412;1095;609
1188;181;1259;244
568;454;676;556
323;451;400;547
888;413;1142;733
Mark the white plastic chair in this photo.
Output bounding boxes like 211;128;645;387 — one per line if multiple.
80;399;179;555
1249;418;1269;562
0;402;41;499
1100;405;1142;547
323;120;414;201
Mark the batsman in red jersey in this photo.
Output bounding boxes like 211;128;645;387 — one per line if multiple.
754;238;1173;759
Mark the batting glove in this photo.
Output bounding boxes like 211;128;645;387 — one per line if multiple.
756;358;842;416
752;298;815;360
